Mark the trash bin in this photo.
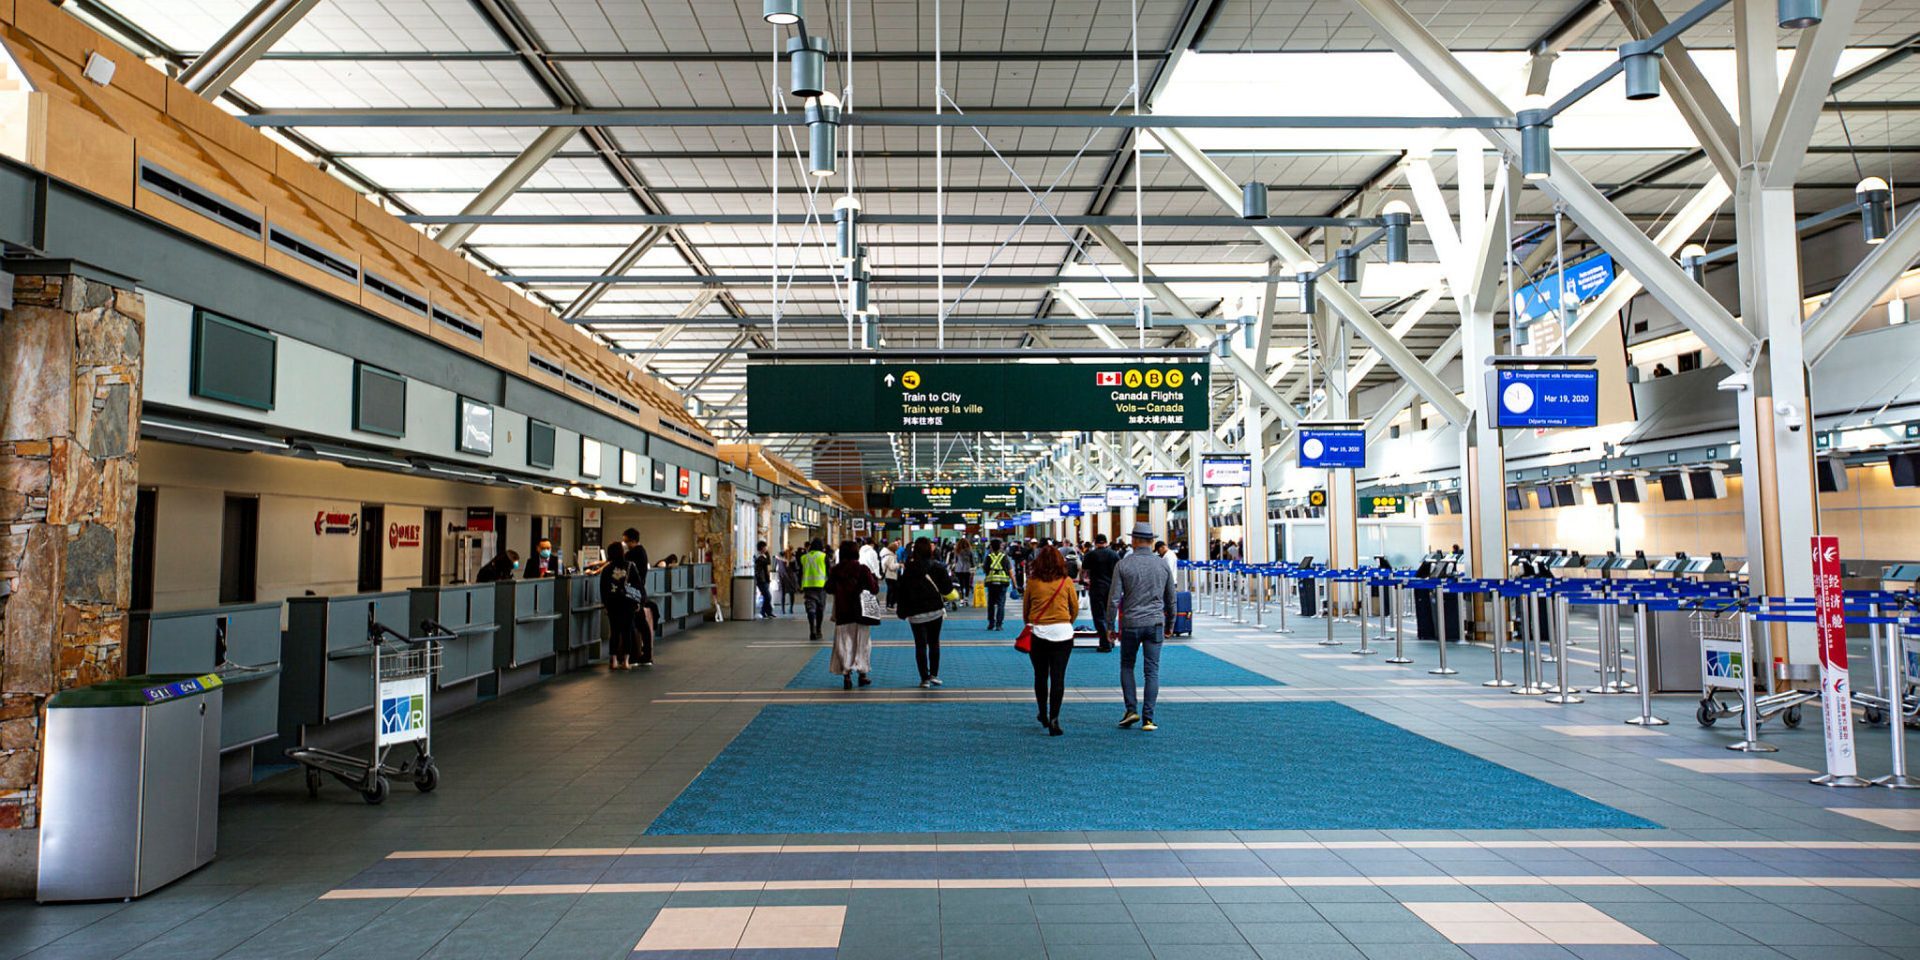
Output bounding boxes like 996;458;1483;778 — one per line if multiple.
38;674;223;902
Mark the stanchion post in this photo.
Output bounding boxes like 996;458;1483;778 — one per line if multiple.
1728;608;1776;752
1254;567;1266;628
1874;612;1918;787
1275;572;1292;634
1319;574;1342;646
1354;576;1377;656
1430;583;1458;675
1625;600;1667;725
1545;594;1583;703
1485;590;1515;687
1387;583;1411;663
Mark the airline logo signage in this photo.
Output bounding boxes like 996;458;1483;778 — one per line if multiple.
1812;536;1857;778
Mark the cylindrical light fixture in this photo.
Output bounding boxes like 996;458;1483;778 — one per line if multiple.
763;0;803;25
1857;176;1893;244
1679;242;1708;284
788;35;829;98
851;273;871;315
1517;103;1552;181
1779;0;1822;28
806;93;841;178
1294;261;1318;314
1381;200;1412;263
1335;248;1359;284
1241;180;1269;220
1619;40;1663;101
834;196;861;263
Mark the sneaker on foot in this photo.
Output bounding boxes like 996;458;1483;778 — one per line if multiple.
920;679;932;689
1141;718;1158;732
1118;711;1141;729
929;677;942;687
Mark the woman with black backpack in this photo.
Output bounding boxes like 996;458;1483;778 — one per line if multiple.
896;537;955;689
599;541;643;670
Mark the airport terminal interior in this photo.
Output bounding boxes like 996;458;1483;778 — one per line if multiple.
6;0;1920;956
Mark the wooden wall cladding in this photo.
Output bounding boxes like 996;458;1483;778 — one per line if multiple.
0;0;714;448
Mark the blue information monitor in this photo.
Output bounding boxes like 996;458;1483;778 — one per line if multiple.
1298;428;1367;469
1492;367;1600;428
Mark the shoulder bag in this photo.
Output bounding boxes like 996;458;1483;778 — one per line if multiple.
857;574;884;625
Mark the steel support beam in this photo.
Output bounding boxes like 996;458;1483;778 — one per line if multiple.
1342;0;1761;373
1805;197;1920;365
1610;0;1742;183
1565;176;1733;353
1760;0;1865;187
402;212;1387;228
1084;226;1304;431
241;108;1517;129
178;0;323;100
436;125;576;249
561;226;668;318
1153;127;1473;425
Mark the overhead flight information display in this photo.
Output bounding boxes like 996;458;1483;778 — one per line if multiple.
746;363;1210;433
1490;368;1600;428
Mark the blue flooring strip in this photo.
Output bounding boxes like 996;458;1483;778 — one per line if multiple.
865;617;1084;641
645;702;1658;835
784;642;1278;689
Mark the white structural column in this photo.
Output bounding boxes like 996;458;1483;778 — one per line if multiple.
1152;129;1472;426
178;0;323;100
1457;160;1513;582
1320;308;1359;613
1731;0;1839;665
436;126;578;250
1242;381;1270;571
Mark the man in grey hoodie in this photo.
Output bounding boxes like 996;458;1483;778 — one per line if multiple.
1109;521;1176;731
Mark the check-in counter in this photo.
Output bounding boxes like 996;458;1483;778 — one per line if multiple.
690;563;714;621
284;591;411;728
559;574;603;659
409;584;497;690
494;577;561;670
129;603;282;760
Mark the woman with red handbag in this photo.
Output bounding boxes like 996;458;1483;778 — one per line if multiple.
1019;544;1079;736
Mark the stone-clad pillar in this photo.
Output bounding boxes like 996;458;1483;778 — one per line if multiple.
0;266;144;892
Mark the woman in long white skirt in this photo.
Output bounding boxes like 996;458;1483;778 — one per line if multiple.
826;541;879;690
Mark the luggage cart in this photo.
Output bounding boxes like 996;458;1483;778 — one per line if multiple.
1858;607;1920;728
287;611;447;804
1692;599;1811;732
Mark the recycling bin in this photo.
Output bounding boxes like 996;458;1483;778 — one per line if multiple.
38;674;222;902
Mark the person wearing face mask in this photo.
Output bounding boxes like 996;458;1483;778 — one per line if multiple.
528;537;561;577
476;549;520;583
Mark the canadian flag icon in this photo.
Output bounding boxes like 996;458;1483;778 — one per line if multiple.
1096;371;1120;386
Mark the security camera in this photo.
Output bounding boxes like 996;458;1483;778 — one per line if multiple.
1775;400;1805;432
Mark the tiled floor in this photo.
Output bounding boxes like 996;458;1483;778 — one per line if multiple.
4;603;1919;960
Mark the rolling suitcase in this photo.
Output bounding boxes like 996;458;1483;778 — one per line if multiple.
1172;591;1194;636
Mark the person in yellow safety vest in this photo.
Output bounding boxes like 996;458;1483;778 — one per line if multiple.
982;539;1013;631
800;539;830;641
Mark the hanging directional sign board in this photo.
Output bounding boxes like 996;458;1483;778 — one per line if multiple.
891;485;1024;511
1298;427;1367;469
746;363;1209;433
1105;484;1141;508
1489;367;1600;428
1143;474;1187;498
1200;455;1254;487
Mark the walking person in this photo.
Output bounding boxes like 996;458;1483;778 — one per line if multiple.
599;542;641;670
1022;544;1079;736
827;540;879;690
776;547;800;615
1082;533;1120;652
896;538;954;688
982;539;1013;630
800;538;830;640
880;539;901;608
1111;521;1176;731
753;540;774;619
951;540;974;607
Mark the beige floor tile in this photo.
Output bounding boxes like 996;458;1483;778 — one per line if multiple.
1462;698;1557;709
635;906;753;951
1661;758;1817;774
1501;902;1612;923
1828;807;1920;831
1527;920;1656;945
1428;921;1553;944
1405;901;1514;923
1545;724;1667;737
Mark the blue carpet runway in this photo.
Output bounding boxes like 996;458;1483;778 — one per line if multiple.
645;701;1658;835
784;642;1279;689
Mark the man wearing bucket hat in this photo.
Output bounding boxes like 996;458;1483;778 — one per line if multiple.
1109;520;1176;731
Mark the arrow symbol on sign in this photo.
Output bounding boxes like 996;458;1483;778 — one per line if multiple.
1192;373;1202;383
883;374;896;387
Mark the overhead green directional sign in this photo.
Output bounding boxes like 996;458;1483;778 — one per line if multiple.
892;484;1024;511
746;362;1210;433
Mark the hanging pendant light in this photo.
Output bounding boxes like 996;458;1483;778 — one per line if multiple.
834;196;861;263
1778;0;1822;28
763;0;803;25
1381;200;1412;263
1857;177;1893;244
1294;261;1318;314
1517;97;1552;181
806;93;841;178
1679;243;1708;284
1619;40;1663;101
1240;181;1269;220
1334;248;1359;284
788;35;830;98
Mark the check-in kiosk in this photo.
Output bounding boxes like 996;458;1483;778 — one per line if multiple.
1414;549;1462;642
129;603;282;790
494;577;562;695
557;573;604;668
1296;556;1319;616
1653;553;1690;577
1683;552;1728;579
1606;551;1651;576
409;584;497;700
283;591;412;757
1884;563;1920;588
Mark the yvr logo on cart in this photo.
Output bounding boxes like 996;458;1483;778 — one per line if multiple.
380;692;425;737
1705;648;1745;681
